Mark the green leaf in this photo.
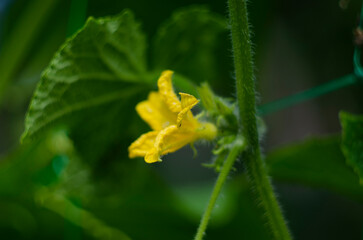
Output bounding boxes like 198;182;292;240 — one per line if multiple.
22;10;148;141
22;10;151;161
266;136;363;201
340;111;363;185
152;6;226;83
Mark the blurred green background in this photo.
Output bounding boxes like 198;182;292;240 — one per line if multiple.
0;0;363;239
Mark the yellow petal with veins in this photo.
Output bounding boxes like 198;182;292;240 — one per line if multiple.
149;125;199;158
128;131;158;158
136;92;177;130
145;150;161;163
157;70;181;112
177;93;199;128
143;122;217;163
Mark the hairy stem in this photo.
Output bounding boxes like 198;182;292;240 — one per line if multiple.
194;144;243;240
228;0;292;239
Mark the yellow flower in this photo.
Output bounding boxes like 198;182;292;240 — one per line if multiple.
128;70;217;163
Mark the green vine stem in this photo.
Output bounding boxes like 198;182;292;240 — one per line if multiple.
194;142;244;240
228;0;292;239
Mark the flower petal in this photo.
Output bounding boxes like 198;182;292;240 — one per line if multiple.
128;131;158;158
157;70;181;112
142;123;216;163
136;92;177;130
146;125;198;162
177;93;199;128
145;149;161;163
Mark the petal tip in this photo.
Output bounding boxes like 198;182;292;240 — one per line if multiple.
145;151;161;163
161;70;174;76
157;70;181;113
